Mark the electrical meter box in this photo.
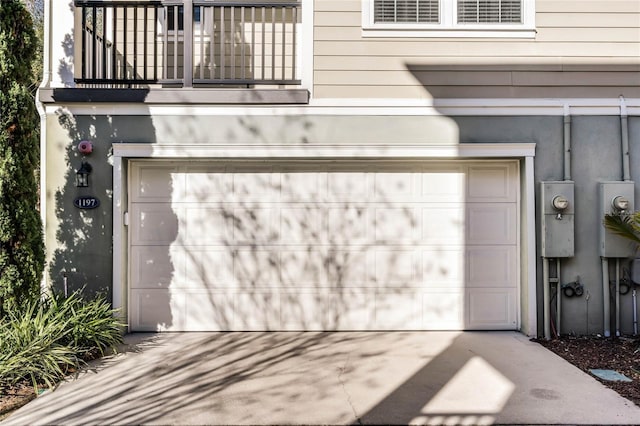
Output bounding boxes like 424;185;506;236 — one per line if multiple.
599;181;635;258
540;181;575;257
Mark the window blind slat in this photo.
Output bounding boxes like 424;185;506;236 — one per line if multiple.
374;0;439;23
457;0;522;24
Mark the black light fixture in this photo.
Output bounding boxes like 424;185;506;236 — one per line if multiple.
75;161;92;187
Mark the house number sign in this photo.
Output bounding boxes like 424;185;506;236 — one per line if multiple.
74;196;100;209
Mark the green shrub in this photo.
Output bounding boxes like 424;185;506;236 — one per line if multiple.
0;0;45;318
0;299;78;391
50;291;124;356
0;291;123;392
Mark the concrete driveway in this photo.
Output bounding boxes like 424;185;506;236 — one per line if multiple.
3;331;640;425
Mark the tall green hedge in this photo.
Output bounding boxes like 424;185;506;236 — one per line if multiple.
0;0;45;316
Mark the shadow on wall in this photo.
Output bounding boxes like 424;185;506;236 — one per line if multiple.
404;62;640;99
127;110;477;332
49;111;159;305
49;24;162;307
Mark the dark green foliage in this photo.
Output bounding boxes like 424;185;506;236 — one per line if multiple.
0;0;45;316
0;291;124;392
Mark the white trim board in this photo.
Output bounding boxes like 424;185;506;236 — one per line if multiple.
112;142;536;159
113;145;537;334
48;98;640;117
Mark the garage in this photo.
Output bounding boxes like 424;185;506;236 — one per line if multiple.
128;160;519;331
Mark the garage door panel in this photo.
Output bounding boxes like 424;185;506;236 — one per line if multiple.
184;292;235;331
422;291;465;330
467;288;517;329
133;165;182;202
132;204;180;245
280;290;376;330
182;171;232;202
281;207;324;244
375;292;421;330
375;250;421;287
232;172;280;201
467;246;517;288
421;167;465;202
467;204;517;245
131;246;180;289
467;164;517;202
234;249;280;286
182;248;235;288
182;208;234;245
325;250;371;286
232;207;279;244
327;206;370;243
374;208;420;243
129;160;519;332
422;249;464;287
234;292;281;330
280;172;323;202
281;291;339;330
374;172;416;201
422;206;465;245
327;172;369;201
131;289;182;331
279;250;326;286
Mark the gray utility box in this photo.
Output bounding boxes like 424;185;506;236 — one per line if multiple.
599;181;635;258
540;181;575;258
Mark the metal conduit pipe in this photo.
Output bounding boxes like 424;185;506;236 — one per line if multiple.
602;258;611;337
554;104;571;337
543;258;551;339
621;96;631;181
557;258;562;336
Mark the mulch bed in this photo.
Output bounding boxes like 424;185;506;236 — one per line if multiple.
534;336;640;406
0;383;37;420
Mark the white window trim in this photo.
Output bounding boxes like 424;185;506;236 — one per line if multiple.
362;0;536;38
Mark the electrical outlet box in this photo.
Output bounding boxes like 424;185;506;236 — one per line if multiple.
599;181;635;258
540;181;575;258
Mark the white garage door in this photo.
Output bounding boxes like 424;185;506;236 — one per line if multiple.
129;160;519;331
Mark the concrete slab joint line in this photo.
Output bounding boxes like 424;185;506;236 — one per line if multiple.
338;353;362;425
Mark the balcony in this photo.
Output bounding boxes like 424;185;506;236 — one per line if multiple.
73;0;303;97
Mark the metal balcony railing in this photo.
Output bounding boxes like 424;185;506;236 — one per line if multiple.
75;0;301;87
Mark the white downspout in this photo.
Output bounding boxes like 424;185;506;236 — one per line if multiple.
563;104;572;181
36;0;52;295
617;96;630;336
552;103;572;337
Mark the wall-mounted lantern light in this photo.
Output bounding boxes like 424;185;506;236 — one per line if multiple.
75;161;92;188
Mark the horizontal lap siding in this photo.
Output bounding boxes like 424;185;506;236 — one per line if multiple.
314;1;640;98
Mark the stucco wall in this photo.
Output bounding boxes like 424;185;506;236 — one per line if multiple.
43;110;640;335
454;115;640;336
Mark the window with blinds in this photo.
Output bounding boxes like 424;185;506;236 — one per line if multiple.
365;0;533;36
374;0;440;23
457;0;522;24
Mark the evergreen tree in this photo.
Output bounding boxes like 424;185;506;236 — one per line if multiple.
0;0;45;316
